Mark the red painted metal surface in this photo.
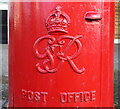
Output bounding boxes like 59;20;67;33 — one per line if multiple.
9;1;115;107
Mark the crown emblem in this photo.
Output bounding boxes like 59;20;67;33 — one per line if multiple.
45;6;70;34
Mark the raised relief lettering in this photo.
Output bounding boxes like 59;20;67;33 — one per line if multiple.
41;92;48;103
67;92;74;103
74;92;84;102
90;91;96;101
28;90;34;101
22;89;96;103
22;89;48;103
84;92;90;102
34;92;41;102
60;91;96;103
60;92;67;103
33;6;85;74
22;89;27;99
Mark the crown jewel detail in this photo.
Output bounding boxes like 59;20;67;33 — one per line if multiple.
45;6;70;34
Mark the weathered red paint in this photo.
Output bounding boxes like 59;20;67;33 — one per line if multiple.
9;1;115;107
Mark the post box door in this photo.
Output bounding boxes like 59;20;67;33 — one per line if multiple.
10;2;103;107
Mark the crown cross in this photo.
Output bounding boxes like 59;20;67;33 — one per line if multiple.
54;6;61;21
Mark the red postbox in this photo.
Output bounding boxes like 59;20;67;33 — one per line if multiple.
9;1;115;107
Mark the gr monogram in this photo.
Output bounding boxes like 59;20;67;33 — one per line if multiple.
33;6;85;74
